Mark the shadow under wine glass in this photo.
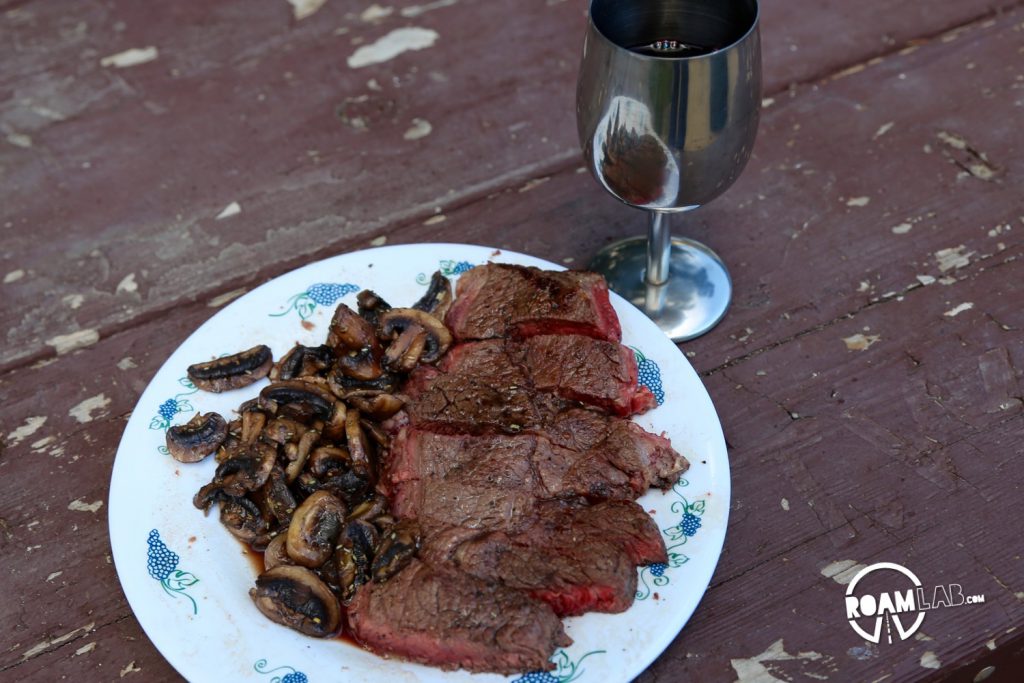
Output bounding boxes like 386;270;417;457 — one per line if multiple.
577;0;761;341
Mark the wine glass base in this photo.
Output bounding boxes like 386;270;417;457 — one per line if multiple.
589;236;732;342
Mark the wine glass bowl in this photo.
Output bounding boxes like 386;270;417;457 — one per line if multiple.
577;0;761;340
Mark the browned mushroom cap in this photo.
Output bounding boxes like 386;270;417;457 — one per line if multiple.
327;367;399;398
187;345;273;392
250;565;340;637
320;401;348;441
347;494;388;522
308;446;351;478
347;393;404;421
193;442;277;509
382;325;428;373
218;493;270;547
286;491;347;568
378;308;452;364
412;271;454;319
333;518;379;603
335;345;384;381
254;466;297;526
261;416;308;445
356;289;391;327
270;344;335;381
260;380;336;421
359;418;390;449
372;521;420;583
263;533;294;571
165;412;228;463
327;304;377;351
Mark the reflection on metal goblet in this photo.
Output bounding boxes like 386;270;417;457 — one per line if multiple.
577;0;762;341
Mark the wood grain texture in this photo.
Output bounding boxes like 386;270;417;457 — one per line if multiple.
0;0;1016;370
2;0;1024;681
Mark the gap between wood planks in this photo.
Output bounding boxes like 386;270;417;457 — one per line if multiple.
2;2;1022;381
700;246;1021;380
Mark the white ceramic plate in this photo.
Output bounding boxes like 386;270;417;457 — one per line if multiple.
109;244;729;683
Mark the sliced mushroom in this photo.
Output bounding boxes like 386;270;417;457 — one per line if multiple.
319;468;373;507
335;345;384;381
270;344;336;381
219;494;270;547
412;271;454;319
321;401;348;441
308;446;351;478
347;494;388;522
345;408;373;475
250;565;341;637
187;345;273;392
263;533;294;571
261;416;308;445
377;308;452;364
327;304;377;351
359;417;390;449
372;521;420;583
286;491;346;568
240;410;268;444
284;429;320;483
356;289;391;328
347;393;404;421
193;442;277;509
382;325;428;373
327;368;399;398
260;381;336;422
333;519;379;602
254;466;297;526
165;412;228;463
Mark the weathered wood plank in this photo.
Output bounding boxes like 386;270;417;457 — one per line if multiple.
0;0;1015;369
2;1;1024;681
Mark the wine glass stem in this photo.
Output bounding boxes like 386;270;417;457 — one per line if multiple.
647;211;672;286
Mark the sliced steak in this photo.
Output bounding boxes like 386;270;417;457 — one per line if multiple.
347;559;570;674
449;534;636;617
418;501;666;617
445;264;621;342
402;340;671;433
515;335;657;416
387;420;687;531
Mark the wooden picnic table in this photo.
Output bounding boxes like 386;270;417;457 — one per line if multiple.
2;0;1022;680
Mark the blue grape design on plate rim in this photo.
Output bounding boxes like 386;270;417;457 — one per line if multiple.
636;478;705;599
254;659;308;683
149;376;200;455
513;649;606;683
632;348;664;405
147;529;200;614
269;282;359;320
416;259;476;284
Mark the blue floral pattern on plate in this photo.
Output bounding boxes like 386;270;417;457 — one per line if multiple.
149;377;200;455
636;478;705;600
147;530;199;614
633;348;664;405
416;259;476;284
513;649;605;683
254;659;308;683
270;282;359;320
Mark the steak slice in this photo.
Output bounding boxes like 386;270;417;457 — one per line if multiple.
515;335;657;416
445;264;621;342
449;534;637;617
418;502;666;617
387;421;686;532
347;559;570;674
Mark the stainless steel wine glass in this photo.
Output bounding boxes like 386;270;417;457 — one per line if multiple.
577;0;761;341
